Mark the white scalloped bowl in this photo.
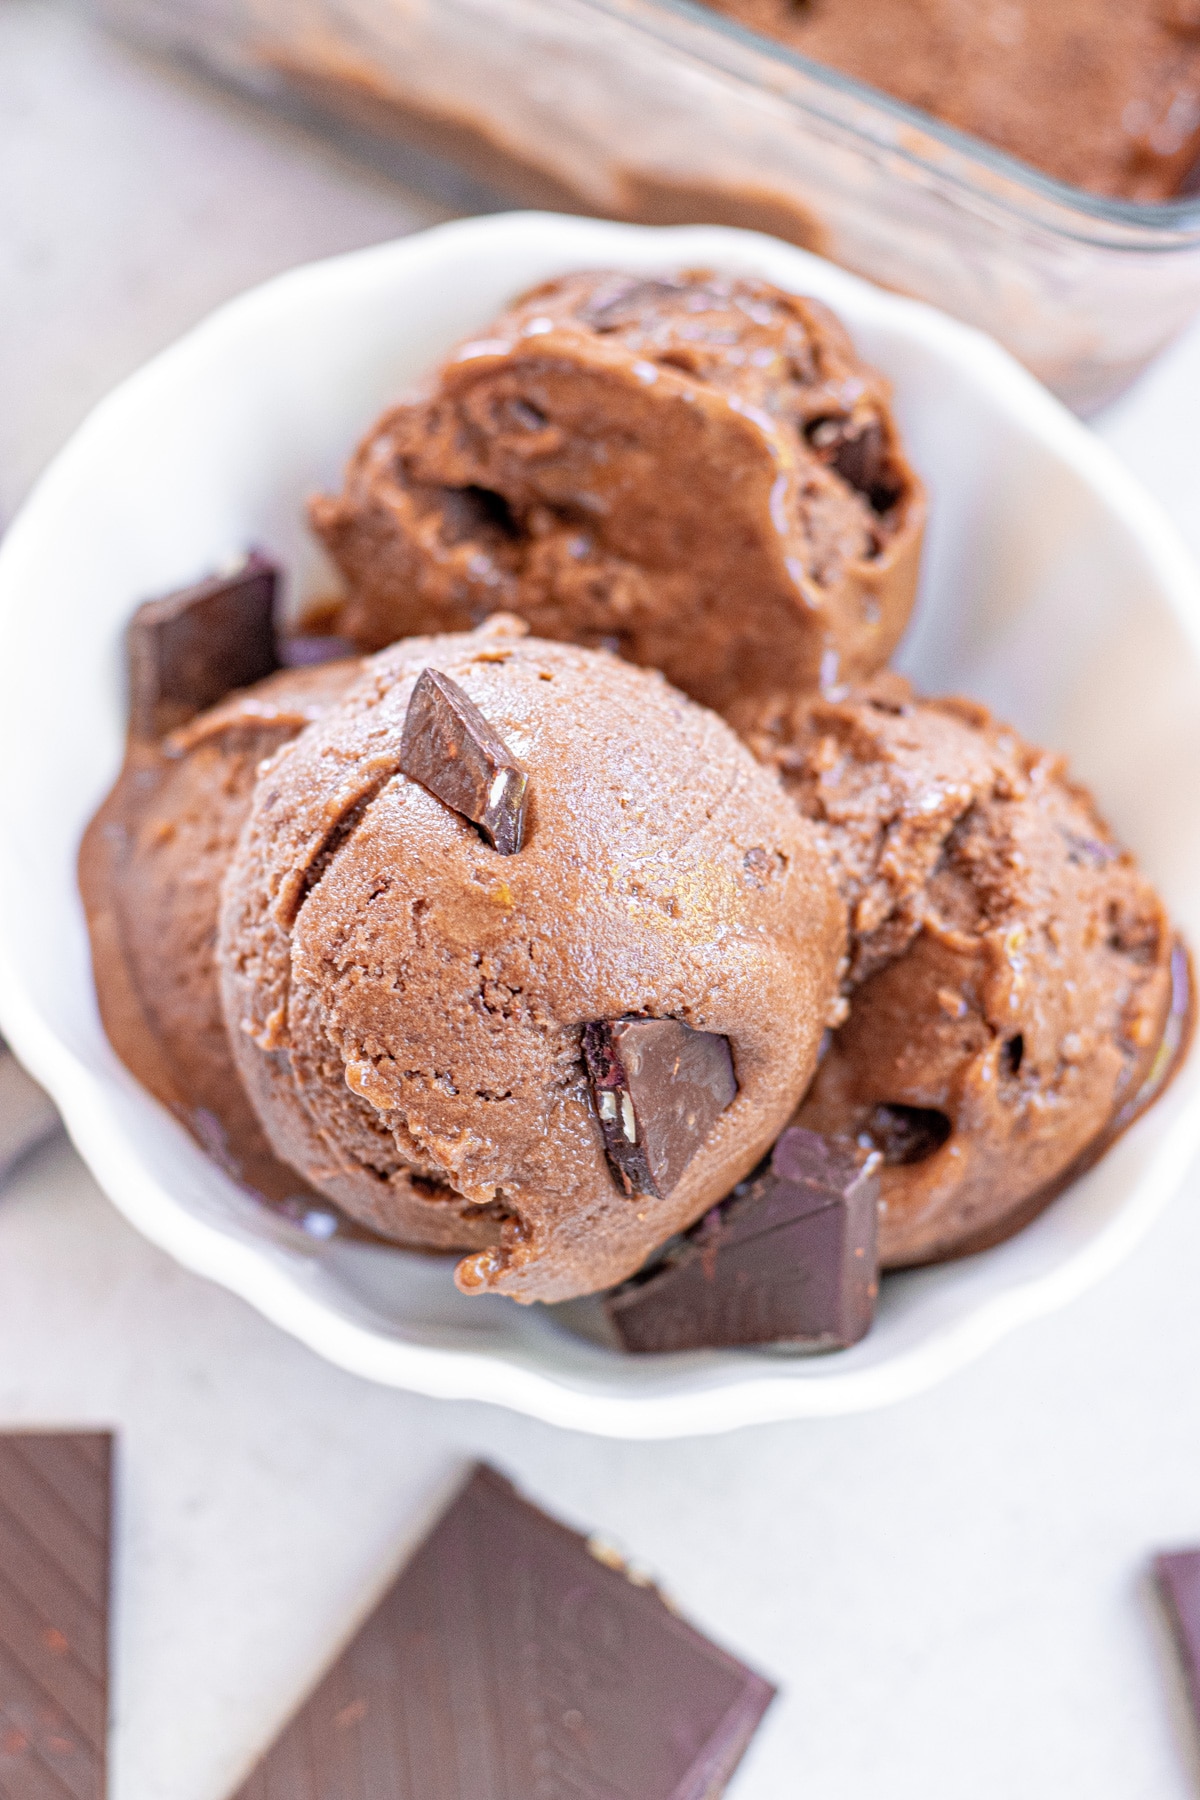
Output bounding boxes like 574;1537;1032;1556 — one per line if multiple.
1;214;1198;1438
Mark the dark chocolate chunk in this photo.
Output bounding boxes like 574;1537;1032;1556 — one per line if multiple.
864;1102;952;1166
578;276;689;332
606;1127;880;1353
279;633;357;668
1156;1547;1200;1739
439;484;520;541
228;1462;775;1800
582;1017;737;1199
0;1431;113;1798
399;668;528;854
127;552;279;739
1059;826;1121;869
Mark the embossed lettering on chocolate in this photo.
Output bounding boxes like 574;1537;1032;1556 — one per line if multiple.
228;1463;776;1800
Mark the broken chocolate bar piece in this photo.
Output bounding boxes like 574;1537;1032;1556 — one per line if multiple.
279;633;357;668
1156;1547;1200;1739
399;667;528;854
0;1431;113;1799
582;1016;737;1199
807;415;896;513
606;1126;880;1353
228;1462;775;1800
0;1035;60;1188
127;551;280;739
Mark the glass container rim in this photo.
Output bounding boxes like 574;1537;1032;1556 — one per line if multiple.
587;0;1200;248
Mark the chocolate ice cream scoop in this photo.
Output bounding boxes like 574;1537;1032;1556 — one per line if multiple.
79;660;364;1213
81;627;530;1253
219;617;846;1302
311;268;924;719
747;679;1181;1266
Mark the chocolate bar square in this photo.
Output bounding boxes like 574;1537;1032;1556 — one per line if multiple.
606;1127;880;1353
0;1431;113;1799
1156;1547;1200;1744
229;1463;774;1798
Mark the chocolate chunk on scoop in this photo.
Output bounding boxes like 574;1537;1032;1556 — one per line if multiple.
808;416;895;512
127;551;280;739
582;1017;737;1199
0;1431;113;1798
606;1127;880;1352
399;667;528;853
227;1462;775;1800
1156;1547;1200;1741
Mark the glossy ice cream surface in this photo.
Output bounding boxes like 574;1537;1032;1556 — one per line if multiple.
312;269;924;721
744;678;1179;1266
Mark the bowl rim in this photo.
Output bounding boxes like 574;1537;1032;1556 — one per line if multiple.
2;210;1199;1438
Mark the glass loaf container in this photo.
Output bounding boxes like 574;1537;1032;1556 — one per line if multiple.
103;0;1200;412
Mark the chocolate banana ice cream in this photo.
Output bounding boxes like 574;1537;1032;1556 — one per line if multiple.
312;269;924;720
76;261;1189;1346
219;617;847;1302
78;660;372;1216
707;0;1200;203
79;561;511;1250
745;678;1180;1266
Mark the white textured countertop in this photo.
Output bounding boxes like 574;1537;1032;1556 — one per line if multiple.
4;3;1200;1794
